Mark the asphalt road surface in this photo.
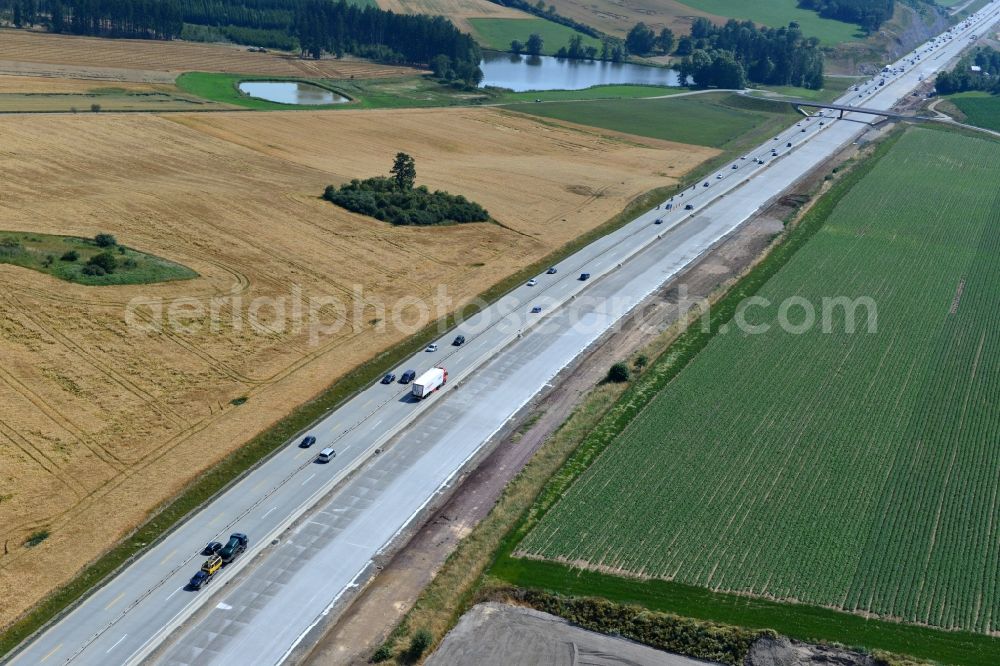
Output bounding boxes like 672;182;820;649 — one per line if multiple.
7;4;999;665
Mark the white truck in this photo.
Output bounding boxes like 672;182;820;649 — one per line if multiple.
411;367;447;398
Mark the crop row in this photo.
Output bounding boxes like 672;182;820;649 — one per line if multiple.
518;128;1000;633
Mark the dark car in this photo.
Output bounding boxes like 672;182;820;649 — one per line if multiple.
399;369;416;384
298;435;316;449
702;182;709;187
202;541;222;556
579;273;591;280
381;373;396;384
654;218;664;225
453;335;465;346
684;204;694;210
786;142;792;147
188;570;213;591
219;533;248;563
530;306;543;313
546;267;557;274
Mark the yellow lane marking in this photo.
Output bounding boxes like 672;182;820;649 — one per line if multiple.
40;643;62;662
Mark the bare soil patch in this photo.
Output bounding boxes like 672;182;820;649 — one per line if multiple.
0;107;713;630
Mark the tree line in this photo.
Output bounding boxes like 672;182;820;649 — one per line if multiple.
0;0;483;82
936;46;1000;94
505;17;821;90
798;0;894;33
1;0;183;38
677;18;824;90
294;0;482;84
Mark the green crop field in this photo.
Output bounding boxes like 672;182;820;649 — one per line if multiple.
506;92;796;149
675;0;864;45
468;17;602;55
516;127;1000;636
949;91;1000;132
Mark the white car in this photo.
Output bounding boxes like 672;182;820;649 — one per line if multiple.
425;344;438;352
527;279;537;287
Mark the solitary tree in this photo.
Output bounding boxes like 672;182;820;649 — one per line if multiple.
510;39;524;55
94;233;117;247
607;362;631;383
390;153;416;190
657;27;675;54
526;33;544;56
626;22;656;55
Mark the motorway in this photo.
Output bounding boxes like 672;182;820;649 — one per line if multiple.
6;4;1000;665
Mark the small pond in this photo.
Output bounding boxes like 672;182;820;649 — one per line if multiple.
238;81;349;105
479;52;681;92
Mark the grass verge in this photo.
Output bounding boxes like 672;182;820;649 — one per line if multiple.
0;231;197;285
483;126;1000;665
378;127;981;663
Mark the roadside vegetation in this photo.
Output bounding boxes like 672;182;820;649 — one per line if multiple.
935;46;1000;94
512;127;1000;644
0;170;688;658
752;75;863;103
380;126;1000;666
479;587;770;666
0;231;196;285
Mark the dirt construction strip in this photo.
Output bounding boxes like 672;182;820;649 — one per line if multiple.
299;189;801;665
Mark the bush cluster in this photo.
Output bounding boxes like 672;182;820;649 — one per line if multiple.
324;177;489;226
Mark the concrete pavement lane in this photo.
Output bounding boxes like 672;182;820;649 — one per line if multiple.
6;5;998;664
152;9;1000;660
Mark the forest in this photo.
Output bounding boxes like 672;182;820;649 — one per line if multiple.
677;18;824;90
0;0;482;78
798;0;895;32
936;47;1000;94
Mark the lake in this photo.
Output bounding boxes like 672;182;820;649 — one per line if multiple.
238;81;349;105
479;52;681;92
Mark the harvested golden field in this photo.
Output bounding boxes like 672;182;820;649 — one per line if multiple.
0;108;716;628
0;75;162;93
0;28;416;82
542;0;723;38
376;0;530;32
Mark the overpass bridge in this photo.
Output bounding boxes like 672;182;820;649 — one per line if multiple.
776;98;930;121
